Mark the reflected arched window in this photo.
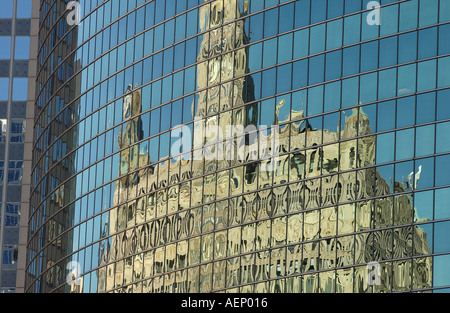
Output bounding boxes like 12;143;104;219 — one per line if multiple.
309;151;317;173
317;148;323;171
350;147;355;168
291;152;306;179
245;163;257;184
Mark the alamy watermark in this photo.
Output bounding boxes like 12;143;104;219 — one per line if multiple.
66;261;82;286
367;1;381;26
367;261;382;286
66;1;81;26
66;1;381;27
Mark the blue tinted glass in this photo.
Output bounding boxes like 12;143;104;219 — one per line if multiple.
176;0;187;14
360;41;378;72
399;0;418;31
0;37;12;59
438;57;450;88
309;55;325;85
151;80;161;107
292;59;307;89
436;154;450;187
164;19;175;47
327;0;343;19
417;59;437;92
263;38;277;68
377;100;395;132
145;2;155;28
153;53;163;78
186;9;198;37
418;27;438;60
160;132;170;159
343;14;361;45
187;0;198;10
343;46;360;77
419;0;438;27
0;0;13;18
324;81;341;112
165;0;176;18
249;43;262;72
279;3;294;33
161;76;172;103
250;14;263;44
293;29;309;59
17;0;32;18
434;254;450;287
342;77;358;108
415;125;435;157
325;50;342;81
171;100;182;127
163;48;174;76
398;32;417;63
155;0;165;23
309;24;325;54
345;0;361;14
396;96;415;128
380;4;398;36
260;98;274;126
154;24;164;52
150;108;160;135
310;0;326;23
294;0;310;28
12;78;28;101
0;78;9;101
277;64;292;94
416;92;435;124
397;64;416;96
264;8;278;38
308;86;323;116
376;132;394;164
379;36;397;68
161;103;172;132
434;221;450;253
136;7;145;33
326;20;342;50
185;38;197;66
439;24;450;55
378;68;396;100
360;72;377;104
436;122;450;154
175;14;186;42
261;68;276;98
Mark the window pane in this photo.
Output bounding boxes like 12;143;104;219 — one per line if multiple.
0;37;12;59
12;78;28;101
0;0;13;18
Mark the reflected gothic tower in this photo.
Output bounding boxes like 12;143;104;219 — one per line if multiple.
193;0;257;154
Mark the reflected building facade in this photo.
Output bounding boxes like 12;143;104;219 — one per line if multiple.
27;0;450;293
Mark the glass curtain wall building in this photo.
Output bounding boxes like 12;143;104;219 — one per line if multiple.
26;0;450;293
0;0;34;293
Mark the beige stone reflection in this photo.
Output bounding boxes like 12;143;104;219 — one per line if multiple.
96;0;432;293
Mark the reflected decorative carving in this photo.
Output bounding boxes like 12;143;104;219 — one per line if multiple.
94;0;432;294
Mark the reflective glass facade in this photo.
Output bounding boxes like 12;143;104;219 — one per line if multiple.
26;0;450;293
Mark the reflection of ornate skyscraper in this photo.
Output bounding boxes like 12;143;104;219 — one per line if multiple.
97;85;147;292
118;85;143;188
193;0;257;154
96;1;432;293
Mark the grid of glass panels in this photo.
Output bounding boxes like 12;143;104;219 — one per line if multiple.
0;0;32;293
26;0;450;293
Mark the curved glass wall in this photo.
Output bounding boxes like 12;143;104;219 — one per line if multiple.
26;0;450;293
